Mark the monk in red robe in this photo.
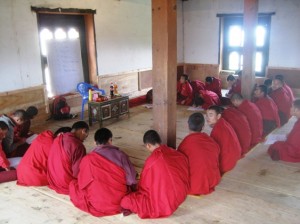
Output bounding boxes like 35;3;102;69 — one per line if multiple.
69;128;137;217
275;75;294;105
253;85;280;135
205;76;222;98
207;106;241;174
121;130;189;218
222;107;252;155
177;74;193;106
190;80;205;98
17;127;71;187
269;77;292;125
231;93;263;146
47;121;89;195
226;74;241;97
268;99;300;162
194;90;221;110
178;113;220;195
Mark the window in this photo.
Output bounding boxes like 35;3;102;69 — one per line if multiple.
221;15;272;77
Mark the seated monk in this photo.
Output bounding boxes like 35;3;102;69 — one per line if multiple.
268;99;300;162
17;127;71;187
194;90;221;110
69;128;137;217
226;74;241;97
177;74;193;106
121;130;189;218
207;106;241;174
231;93;263;146
275;74;294;105
0;121;17;183
253;85;280;136
190;80;205;98
205;76;222;98
222;107;252;155
178;113;220;195
269;76;292;125
47;121;89;195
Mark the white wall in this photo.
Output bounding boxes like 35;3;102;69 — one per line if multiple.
183;0;300;68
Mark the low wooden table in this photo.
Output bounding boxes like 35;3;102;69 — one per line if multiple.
88;95;129;127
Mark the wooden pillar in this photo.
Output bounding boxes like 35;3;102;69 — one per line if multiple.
242;0;258;99
152;0;177;148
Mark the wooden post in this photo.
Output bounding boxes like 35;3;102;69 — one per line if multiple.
242;0;258;99
152;0;177;148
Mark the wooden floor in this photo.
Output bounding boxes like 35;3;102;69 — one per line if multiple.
1;105;300;224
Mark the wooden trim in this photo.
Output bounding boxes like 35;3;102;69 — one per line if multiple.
31;7;96;14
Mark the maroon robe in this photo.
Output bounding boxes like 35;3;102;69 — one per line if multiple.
269;87;292;125
199;90;221;110
205;77;222;98
228;79;241;95
0;144;10;169
121;145;189;218
177;82;194;106
210;118;241;174
223;107;252;155
178;132;221;195
268;119;300;162
191;80;206;98
47;132;86;194
254;96;280;135
283;83;294;105
17;130;54;186
237;100;263;146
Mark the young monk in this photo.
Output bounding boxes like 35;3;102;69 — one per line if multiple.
205;76;222;98
17;127;71;186
226;74;241;97
0;110;27;156
190;80;205;99
222;107;252;155
275;74;294;105
253;85;280;135
178;113;220;194
0;121;17;183
193;90;221;110
207;106;241;174
121;130;189;218
177;74;193;106
269;76;292;125
231;93;263;146
47;121;89;194
268;99;300;162
69;128;137;217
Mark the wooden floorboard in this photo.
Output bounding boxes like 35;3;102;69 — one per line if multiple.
1;105;300;224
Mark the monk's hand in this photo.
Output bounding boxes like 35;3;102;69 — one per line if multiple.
121;207;132;217
181;100;185;105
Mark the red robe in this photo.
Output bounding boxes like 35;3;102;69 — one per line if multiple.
205;77;222;98
177;82;193;106
254;96;280;135
0;144;10;169
47;132;86;195
69;152;127;217
178;132;221;195
222;107;252;155
121;145;189;218
210;118;241;174
199;90;221;110
17;130;54;186
268;119;300;162
283;83;294;105
228;79;241;95
237;100;263;146
190;80;205;98
269;87;292;125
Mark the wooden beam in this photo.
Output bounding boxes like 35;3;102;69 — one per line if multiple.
242;0;258;99
152;0;177;148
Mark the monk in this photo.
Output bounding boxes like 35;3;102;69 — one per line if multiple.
269;76;292;125
0;110;26;156
178;113;220;194
121;130;189;218
275;74;294;105
226;74;241;97
47;121;89;194
0;121;17;183
17;127;71;187
268;99;300;162
177;74;193;106
69;128;137;217
194;90;221;110
253;85;280;135
207;106;241;174
190;80;205;99
231;93;263;146
222;107;252;155
205;76;222;98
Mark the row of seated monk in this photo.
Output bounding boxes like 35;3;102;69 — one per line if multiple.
0;73;299;218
